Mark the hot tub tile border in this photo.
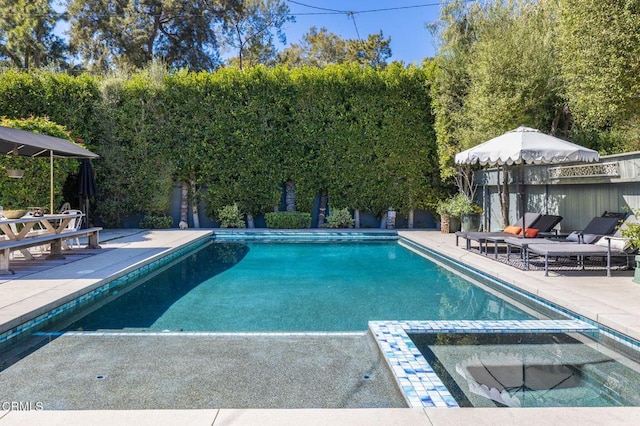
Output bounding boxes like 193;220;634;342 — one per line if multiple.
369;319;597;408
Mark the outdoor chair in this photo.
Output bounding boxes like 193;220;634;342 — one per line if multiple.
525;236;635;277
505;214;623;261
457;213;563;254
455;212;541;251
507;214;632;276
478;214;563;258
61;209;84;249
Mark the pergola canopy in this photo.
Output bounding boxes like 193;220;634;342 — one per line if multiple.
0;125;99;214
0;125;99;159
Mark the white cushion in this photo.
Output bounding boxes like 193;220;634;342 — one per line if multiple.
594;237;631;252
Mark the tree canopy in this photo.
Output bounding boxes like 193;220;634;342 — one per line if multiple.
279;26;392;68
0;0;67;69
430;0;640;184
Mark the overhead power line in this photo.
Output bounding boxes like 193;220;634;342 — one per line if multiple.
286;1;445;40
286;1;444;15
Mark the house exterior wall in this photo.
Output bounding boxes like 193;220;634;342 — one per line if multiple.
476;151;640;232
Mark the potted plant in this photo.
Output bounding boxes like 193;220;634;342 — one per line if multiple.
217;203;246;228
437;193;482;233
620;210;640;283
323;208;355;228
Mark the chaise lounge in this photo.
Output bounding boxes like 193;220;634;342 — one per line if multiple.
456;213;562;255
514;214;635;276
504;215;621;263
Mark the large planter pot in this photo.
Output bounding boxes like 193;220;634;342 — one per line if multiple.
449;216;461;232
634;255;640;284
461;213;482;232
440;214;461;233
6;169;24;178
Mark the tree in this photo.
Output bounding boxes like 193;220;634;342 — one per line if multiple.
221;0;294;69
461;0;563;144
346;31;391;68
279;26;391;68
0;0;67;69
430;0;565;226
94;67;175;227
428;0;480;183
557;0;640;153
67;0;237;72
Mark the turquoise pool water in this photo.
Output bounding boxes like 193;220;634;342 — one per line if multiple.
59;240;535;332
411;332;640;407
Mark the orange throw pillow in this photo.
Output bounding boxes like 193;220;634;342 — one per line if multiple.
523;228;539;238
504;225;522;235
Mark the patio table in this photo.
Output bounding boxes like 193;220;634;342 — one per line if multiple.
0;212;84;259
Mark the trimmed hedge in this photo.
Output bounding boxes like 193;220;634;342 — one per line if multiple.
265;211;312;229
140;215;174;229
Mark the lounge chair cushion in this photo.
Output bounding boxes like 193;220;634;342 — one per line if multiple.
582;234;601;244
504;225;522;235
523;228;539;238
565;232;600;244
566;232;580;242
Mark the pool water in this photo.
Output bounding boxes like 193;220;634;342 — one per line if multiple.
58;241;535;332
410;332;640;407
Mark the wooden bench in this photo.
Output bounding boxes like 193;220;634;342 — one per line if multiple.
0;227;102;275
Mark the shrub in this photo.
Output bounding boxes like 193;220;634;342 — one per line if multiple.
324;208;354;228
217;204;246;228
621;209;640;250
140;214;173;229
436;193;482;219
265;211;312;229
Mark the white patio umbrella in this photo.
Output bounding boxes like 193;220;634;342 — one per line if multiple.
454;126;600;231
455;126;600;166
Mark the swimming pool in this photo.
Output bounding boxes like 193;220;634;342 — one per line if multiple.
55;240;537;332
4;232;640;410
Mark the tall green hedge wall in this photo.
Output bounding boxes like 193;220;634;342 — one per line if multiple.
0;65;440;227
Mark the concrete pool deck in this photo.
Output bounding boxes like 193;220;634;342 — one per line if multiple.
1;229;640;424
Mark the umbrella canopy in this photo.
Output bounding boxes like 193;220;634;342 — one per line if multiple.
0;125;99;213
454;126;599;166
454;126;599;231
0;125;99;159
78;159;97;198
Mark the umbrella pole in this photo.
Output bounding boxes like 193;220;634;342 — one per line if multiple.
521;163;526;238
50;150;54;214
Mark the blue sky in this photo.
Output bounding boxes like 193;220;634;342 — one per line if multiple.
54;0;442;65
282;1;442;64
